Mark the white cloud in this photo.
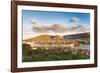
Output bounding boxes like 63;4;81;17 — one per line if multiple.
70;17;79;23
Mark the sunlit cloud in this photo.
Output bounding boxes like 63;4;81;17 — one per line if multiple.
31;19;89;33
32;24;73;33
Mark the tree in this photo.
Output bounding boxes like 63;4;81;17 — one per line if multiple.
22;43;32;56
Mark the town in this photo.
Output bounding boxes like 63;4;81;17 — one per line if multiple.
23;38;90;56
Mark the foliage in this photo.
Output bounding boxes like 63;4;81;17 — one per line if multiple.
22;43;32;56
22;45;90;62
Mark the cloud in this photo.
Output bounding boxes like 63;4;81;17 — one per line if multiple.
70;17;79;23
75;25;89;32
32;24;89;33
32;24;74;33
32;26;50;33
31;19;47;27
31;19;89;34
31;19;39;24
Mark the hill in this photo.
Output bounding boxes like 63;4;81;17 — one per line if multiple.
24;32;90;42
63;32;90;39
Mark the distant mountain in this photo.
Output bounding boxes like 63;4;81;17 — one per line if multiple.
24;32;90;42
63;32;90;39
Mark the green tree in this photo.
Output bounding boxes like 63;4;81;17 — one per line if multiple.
22;43;32;56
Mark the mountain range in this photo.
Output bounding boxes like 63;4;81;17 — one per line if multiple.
63;32;90;39
24;32;90;42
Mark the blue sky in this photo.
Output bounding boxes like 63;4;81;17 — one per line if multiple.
22;10;90;26
22;10;90;39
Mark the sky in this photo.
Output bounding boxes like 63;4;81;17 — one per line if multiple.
22;10;90;40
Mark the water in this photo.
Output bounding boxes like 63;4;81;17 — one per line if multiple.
78;44;90;49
